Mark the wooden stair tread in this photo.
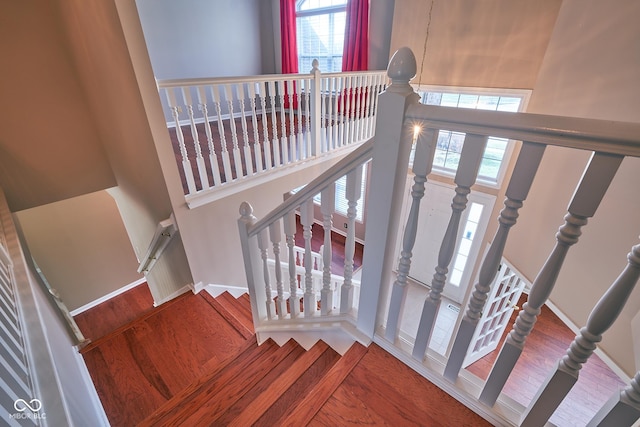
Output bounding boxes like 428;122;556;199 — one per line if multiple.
137;336;271;426
201;291;253;338
262;342;368;427
208;341;332;426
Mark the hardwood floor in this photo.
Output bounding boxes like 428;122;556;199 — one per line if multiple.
466;293;627;427
77;286;489;426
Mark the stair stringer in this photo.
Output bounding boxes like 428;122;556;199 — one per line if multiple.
255;317;372;356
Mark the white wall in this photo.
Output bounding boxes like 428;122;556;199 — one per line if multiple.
15;191;142;311
504;0;640;377
136;0;270;79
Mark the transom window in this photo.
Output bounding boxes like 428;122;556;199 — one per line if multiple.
296;0;347;73
415;88;530;186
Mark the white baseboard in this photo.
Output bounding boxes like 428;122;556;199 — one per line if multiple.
69;277;146;316
152;284;192;307
189;281;206;294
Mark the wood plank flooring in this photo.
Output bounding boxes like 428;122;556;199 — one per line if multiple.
466;293;627;427
77;286;489;426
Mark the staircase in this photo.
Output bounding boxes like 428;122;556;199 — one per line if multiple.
80;289;489;426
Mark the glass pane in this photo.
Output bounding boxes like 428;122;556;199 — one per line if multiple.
477;96;500;110
449;132;465;153
468;203;483;223
458;238;472;256
479;158;502;179
437;131;452;150
496;97;521;112
298;0;347;11
423;92;442;105
296;11;346;73
450;268;463;286
444;151;461;170
454;254;468;271
463;221;478;240
433;149;447;168
458;94;479;109
440;93;460;107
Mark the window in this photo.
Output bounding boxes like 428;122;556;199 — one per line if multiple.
415;88;530;186
296;0;347;73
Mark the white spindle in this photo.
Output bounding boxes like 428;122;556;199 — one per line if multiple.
165;88;196;194
521;240;640;427
268;80;280;167
287;79;297;162
444;141;546;381
301;200;316;316
320;77;328;153
296;79;304;160
340;165;363;314
197;86;222;187
181;88;209;191
209;85;233;183
321;183;336;315
223;84;243;179
384;129;437;342
258;82;271;170
365;74;376;139
269;221;286;319
237;84;254;175
324;78;334;151
284;211;300;318
480;151;623;405
304;77;312;159
412;133;487;358
338;76;347;147
353;75;363;142
256;227;275;320
587;371;640;427
344;76;353;146
277;80;289;165
248;83;263;173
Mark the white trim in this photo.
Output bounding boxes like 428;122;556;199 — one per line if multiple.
189;281;206;294
73;350;110;426
165;108;272;129
203;283;248;299
69;277;146;316
544;297;631;382
152;284;191;307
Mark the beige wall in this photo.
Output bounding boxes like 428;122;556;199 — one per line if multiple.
0;0;116;211
504;0;640;377
15;191;141;311
390;0;562;88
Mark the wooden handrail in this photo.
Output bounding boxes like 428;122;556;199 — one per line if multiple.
407;104;640;157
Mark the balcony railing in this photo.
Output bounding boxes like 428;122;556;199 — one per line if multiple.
157;65;387;208
238;48;640;426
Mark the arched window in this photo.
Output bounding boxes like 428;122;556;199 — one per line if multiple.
295;0;347;73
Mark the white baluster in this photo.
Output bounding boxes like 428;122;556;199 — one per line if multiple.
321;183;336;315
197;86;222;187
258;81;271;170
165;88;196;194
287;79;297;162
237;84;254;175
267;80;280;167
481;151;624;405
384;128;437;342
319;76;328;153
248;82;263;173
296;79;304;160
444;141;546;381
343;76;352;146
332;77;341;147
223;84;243;179
353;75;363;142
310;59;322;157
209;86;233;183
284;211;300;318
366;74;377;139
412;133;487;358
340;165;363;314
269;220;286;319
368;74;381;138
277;80;289;165
304;77;312;159
587;371;640;427
522;240;640;427
257;227;275;320
181;88;209;190
324;78;334;151
301;200;316;316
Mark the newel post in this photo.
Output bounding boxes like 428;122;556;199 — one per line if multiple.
310;59;322;157
238;202;267;326
356;47;419;337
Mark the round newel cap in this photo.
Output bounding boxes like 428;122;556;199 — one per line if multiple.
387;47;417;83
311;59;320;71
239;201;254;217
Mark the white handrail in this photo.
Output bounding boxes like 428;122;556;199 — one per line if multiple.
407;104;640;156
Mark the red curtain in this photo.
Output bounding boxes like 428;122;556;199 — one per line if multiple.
342;0;369;72
280;0;298;74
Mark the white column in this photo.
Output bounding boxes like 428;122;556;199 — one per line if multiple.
521;240;640;427
412;133;487;359
238;202;267;324
356;47;419;337
444;141;546;381
384;128;437;343
480;151;624;405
